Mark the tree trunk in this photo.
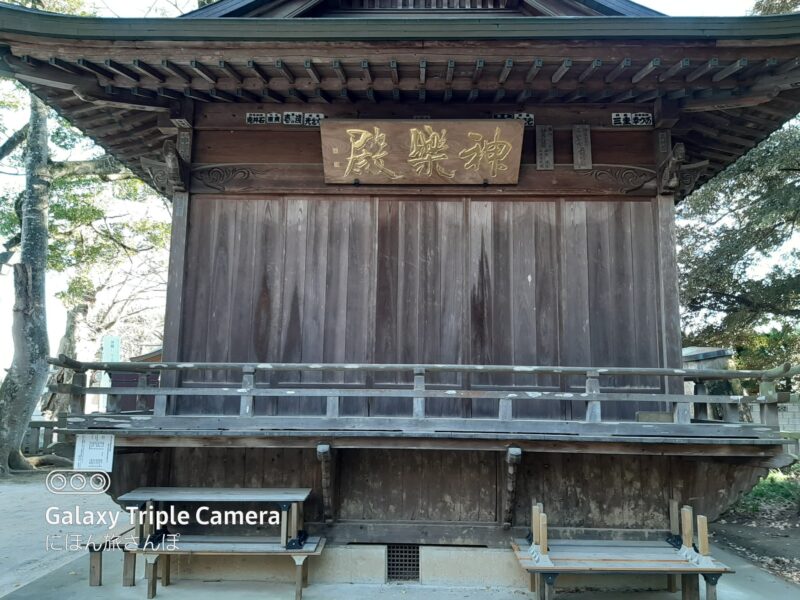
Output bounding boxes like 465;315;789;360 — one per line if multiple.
41;303;88;417
0;94;51;476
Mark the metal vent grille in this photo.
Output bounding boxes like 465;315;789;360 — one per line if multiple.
387;544;420;581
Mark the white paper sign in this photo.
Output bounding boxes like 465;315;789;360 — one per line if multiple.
74;434;115;472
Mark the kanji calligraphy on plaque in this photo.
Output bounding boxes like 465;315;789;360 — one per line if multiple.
320;120;524;185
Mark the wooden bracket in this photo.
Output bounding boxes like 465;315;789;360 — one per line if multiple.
316;443;334;526
141;139;187;196
502;447;522;529
658;143;686;194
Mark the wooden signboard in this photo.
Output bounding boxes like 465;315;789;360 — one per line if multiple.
321;119;524;185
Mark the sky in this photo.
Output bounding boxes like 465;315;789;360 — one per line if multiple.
0;0;772;370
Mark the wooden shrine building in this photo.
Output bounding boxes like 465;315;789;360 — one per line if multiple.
1;0;799;594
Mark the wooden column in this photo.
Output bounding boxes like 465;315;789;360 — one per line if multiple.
317;443;334;525
502;447;522;529
159;100;194;415
654;128;688;422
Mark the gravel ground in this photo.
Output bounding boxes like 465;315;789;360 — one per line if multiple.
0;471;124;597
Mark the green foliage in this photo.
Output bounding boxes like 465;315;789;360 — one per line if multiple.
733;465;800;514
751;0;800;14
677;123;800;336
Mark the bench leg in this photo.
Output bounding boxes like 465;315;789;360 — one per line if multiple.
145;557;159;599
680;574;700;600
123;551;136;586
89;548;102;586
542;573;558;600
702;574;720;600
161;555;170;587
293;556;307;600
667;574;679;593
302;557;309;588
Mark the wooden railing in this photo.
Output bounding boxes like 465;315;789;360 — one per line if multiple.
22;419;58;455
48;355;798;432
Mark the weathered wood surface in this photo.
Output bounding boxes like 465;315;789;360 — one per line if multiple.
107;449;768;544
320;119;524;185
118;487;311;503
176;196;666;420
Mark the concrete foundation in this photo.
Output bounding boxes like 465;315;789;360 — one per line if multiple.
175;544;665;591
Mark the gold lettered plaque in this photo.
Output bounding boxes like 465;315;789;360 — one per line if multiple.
321;119;524;185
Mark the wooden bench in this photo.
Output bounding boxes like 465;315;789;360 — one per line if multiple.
132;534;325;600
513;501;733;600
115;487;321;599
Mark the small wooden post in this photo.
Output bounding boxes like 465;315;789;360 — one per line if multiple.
760;380;780;426
145;556;158;599
413;368;426;418
280;504;290;548
239;366;255;416
293;555;307;600
135;373;149;412
161;554;170;586
539;513;548;556
326;395;339;418
89;547;102;586
681;574;700;600
153;370;167;417
703;574;719;600
694;382;709;420
585;371;601;422
70;371;87;414
532;502;542;546
498;395;514;421
668;499;680;592
697;515;709;556
122;551;136;586
681;505;694;548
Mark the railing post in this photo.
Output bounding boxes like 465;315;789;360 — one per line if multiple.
759;380;779;427
413;368;426;418
135;373;148;412
584;371;601;423
672;371;692;424
153;370;168;416
69;371;87;414
694;382;709;420
239;367;255;417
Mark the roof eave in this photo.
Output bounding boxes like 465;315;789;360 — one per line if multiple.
1;6;800;42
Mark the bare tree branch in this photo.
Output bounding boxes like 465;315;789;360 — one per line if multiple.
0;124;29;163
48;155;133;181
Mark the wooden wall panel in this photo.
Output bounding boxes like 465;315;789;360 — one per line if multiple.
178;194;667;420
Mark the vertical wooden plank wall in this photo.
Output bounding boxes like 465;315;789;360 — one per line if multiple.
175;194;666;419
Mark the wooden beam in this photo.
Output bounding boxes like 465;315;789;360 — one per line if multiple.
472;58;485;84
445;59;455;84
389;59;399;84
776;56;800;75
632;58;661;84
304;59;321;84
208;88;237;102
218;60;243;84
132;60;166;83
190;60;217;84
712;58;748;82
316;444;334;525
525;58;544;83
419;59;427;85
578;59;602;83
659;58;690;83
104;59;140;82
183;87;211;102
551;58;572;84
686;58;719;83
275;59;295;83
48;57;84;76
236;88;261;103
605;57;631;83
492;87;505;103
315;87;332;103
361;59;372;84
77;58;114;79
247;60;270;84
288;87;307;103
161;60;191;84
499;58;514;84
262;87;286;103
332;59;347;84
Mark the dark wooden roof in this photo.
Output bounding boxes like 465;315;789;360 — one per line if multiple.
183;0;663;19
0;3;798;196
